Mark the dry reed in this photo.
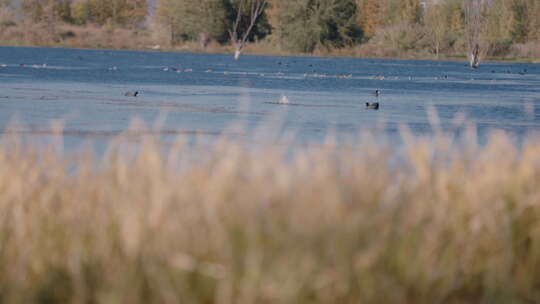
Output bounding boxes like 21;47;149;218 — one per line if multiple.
1;128;540;304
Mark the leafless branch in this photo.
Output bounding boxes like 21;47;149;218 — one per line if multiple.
240;0;266;45
228;0;267;59
464;0;488;68
228;0;244;43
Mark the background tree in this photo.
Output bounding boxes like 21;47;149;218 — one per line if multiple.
464;0;488;68
22;0;73;23
399;0;422;24
71;0;90;25
156;0;227;47
155;0;182;45
0;0;16;28
446;0;465;50
190;0;228;47
510;0;530;43
3;0;539;59
424;1;447;58
0;0;17;43
277;0;361;53
265;0;286;49
531;0;540;41
71;0;146;26
481;0;513;56
21;0;73;40
358;0;385;38
277;0;321;53
226;0;269;59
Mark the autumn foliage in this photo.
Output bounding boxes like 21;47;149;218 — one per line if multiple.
0;0;539;59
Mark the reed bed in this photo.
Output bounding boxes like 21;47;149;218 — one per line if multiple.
1;129;540;304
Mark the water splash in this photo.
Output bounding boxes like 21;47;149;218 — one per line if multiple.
278;95;289;104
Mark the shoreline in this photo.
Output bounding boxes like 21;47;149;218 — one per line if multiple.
1;43;538;65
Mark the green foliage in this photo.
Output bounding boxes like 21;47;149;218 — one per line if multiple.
70;1;89;25
69;0;146;27
424;3;446;55
277;0;319;52
8;0;540;57
277;0;362;53
155;0;270;47
400;0;423;24
156;0;229;46
511;0;530;43
384;0;422;25
446;0;466;49
223;0;271;43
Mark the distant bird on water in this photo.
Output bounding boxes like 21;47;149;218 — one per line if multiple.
366;102;379;110
373;89;380;97
124;91;139;97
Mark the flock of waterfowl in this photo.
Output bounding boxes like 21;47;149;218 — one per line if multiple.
122;66;388;110
3;57;533;115
114;62;531;112
365;89;380;110
124;87;383;110
4;60;526;112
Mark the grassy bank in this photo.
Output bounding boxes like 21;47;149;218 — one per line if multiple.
1;23;539;63
1;129;540;303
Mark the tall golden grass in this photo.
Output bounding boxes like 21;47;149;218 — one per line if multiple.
1;127;540;303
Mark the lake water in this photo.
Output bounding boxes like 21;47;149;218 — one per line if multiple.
0;46;539;151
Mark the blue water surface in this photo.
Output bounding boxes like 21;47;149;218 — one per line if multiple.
0;46;539;151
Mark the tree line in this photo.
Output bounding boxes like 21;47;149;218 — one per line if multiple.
1;0;539;60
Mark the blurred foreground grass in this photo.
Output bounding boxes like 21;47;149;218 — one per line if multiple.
1;129;540;304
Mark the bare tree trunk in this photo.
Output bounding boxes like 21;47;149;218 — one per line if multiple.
234;47;241;60
228;0;267;60
470;42;480;68
199;32;209;49
464;0;487;69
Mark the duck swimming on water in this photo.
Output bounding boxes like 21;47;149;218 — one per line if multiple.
366;102;379;110
125;91;139;97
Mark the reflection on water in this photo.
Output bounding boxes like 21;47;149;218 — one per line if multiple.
0;46;539;151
